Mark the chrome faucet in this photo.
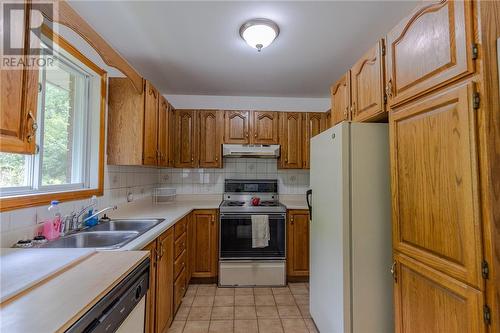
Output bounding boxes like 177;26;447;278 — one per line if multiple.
83;205;117;224
60;204;116;235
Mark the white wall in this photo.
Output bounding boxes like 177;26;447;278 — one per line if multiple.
165;94;330;112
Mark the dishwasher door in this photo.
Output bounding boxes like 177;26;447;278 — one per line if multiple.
116;296;145;333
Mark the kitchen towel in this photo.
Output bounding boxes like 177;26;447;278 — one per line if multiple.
251;215;270;248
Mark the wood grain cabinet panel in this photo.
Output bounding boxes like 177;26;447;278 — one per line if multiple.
192;210;218;278
157;97;169;167
287;210;310;277
303;113;326;169
351;39;386;122
0;3;39;154
394;254;484;333
198;110;223;168
385;0;475;107
174;109;198;168
168;107;176;167
280;113;303;169
155;228;174;333
143;81;159;166
143;241;157;333
330;73;351;126
390;82;482;288
251;111;279;144
224;110;250;144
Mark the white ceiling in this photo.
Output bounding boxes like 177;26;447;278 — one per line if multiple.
69;1;416;98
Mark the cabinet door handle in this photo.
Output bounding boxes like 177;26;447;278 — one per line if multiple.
290;217;294;225
385;79;393;98
26;111;38;143
245;132;249;138
254;133;257;138
390;260;397;282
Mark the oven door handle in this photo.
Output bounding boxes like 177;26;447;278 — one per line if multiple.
220;213;286;219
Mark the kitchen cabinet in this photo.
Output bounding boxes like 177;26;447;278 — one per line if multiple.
287;210;310;278
251;111;279;144
143;242;157;333
303;112;327;169
325;110;331;128
186;213;194;282
350;39;386;122
385;0;475;107
143;81;159;166
279;112;303;169
192;210;218;278
0;2;39;154
224;110;250;144
173;216;188;312
167;107;176;167
393;253;484;333
198;110;223;168
157;97;169;167
174;109;198;168
330;73;351;126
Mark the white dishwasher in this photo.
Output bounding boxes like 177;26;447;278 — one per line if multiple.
66;258;149;333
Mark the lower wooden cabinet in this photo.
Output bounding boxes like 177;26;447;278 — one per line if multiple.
287;210;310;278
192;210;219;278
394;253;485;333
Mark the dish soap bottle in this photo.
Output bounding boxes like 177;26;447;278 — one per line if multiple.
43;200;61;240
85;196;99;227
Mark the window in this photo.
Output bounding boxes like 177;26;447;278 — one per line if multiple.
0;26;106;207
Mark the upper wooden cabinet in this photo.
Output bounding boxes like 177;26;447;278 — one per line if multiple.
192;210;218;278
198;110;223;168
174;109;198;168
143;81;159;166
224;110;250;144
251;111;279;144
385;0;475;107
167;107;176;167
350;40;386;122
0;3;39;154
157;97;169;167
280;112;303;169
303;113;327;169
390;81;483;288
287;210;310;277
330;73;351;126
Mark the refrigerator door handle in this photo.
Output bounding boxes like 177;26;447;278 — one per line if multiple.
306;189;312;220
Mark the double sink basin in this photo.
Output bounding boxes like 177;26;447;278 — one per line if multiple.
42;219;164;250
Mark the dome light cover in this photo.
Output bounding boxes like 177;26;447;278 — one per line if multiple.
240;18;280;52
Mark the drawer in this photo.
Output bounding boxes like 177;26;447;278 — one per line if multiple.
174;268;187;310
174;249;186;279
175;233;187;258
174;218;187;239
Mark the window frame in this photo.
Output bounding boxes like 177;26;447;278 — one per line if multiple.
0;25;107;212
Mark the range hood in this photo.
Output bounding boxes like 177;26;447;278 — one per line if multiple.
222;144;280;158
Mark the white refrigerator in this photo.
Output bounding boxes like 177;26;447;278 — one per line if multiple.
308;122;393;333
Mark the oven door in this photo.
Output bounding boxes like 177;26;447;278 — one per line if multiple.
220;213;286;260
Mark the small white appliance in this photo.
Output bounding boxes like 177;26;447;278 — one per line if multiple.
308;122;393;333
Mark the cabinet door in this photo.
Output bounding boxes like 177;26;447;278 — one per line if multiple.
303;113;326;169
192;210;218;278
143;81;159;166
174;109;198;168
0;3;39;154
186;214;194;282
156;228;174;333
394;254;484;333
330;73;351;125
280;112;303;169
287;210;310;277
224;110;250;144
325;110;331;128
142;241;157;333
386;0;474;107
198;110;223;168
251;111;279;144
390;82;482;288
157;97;169;167
351;39;386;122
167;108;176;167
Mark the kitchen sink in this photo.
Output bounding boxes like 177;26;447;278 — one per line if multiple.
42;231;139;250
87;219;163;233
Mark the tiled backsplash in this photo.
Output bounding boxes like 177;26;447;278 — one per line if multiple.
158;158;310;195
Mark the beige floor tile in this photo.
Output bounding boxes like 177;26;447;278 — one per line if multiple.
253;287;273;295
182;296;195;306
214;295;234;306
188;284;199;292
168;321;185;333
282;318;309;333
293;294;309;305
272;287;291;295
256;305;279;318
193;295;215;307
234;306;257;319
255;294;275;306
304;319;319;333
289;285;309;295
175;305;191;320
277;305;302;318
288;283;307;287
234;319;258;333
235;295;255;305
274;294;296;305
186;287;197;297
211;306;234;320
187;307;212;321
258;319;284;333
298;304;311;319
216;288;235;296
197;285;217;296
183;320;210;333
234;287;253;295
209;320;234;333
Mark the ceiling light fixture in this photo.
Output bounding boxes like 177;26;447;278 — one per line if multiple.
240;18;280;52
